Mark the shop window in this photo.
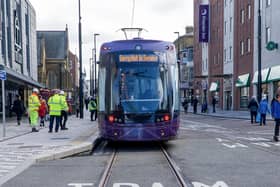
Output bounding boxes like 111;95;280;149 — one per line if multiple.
240;87;249;108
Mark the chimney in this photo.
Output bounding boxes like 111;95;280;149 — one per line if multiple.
185;26;194;34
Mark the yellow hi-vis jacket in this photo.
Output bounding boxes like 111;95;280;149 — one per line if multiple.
48;94;63;116
28;93;40;112
60;95;69;111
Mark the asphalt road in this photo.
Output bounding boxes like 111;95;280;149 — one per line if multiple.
3;113;280;187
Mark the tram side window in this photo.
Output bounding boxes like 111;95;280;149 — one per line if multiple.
99;67;106;112
170;64;180;111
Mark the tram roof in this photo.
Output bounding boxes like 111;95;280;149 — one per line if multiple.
100;38;174;54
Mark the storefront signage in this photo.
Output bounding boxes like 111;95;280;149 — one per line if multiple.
199;4;209;43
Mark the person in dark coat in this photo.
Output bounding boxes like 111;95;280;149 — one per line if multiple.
182;98;189;113
193;97;198;114
247;96;259;124
212;96;217;113
271;93;280;141
12;95;25;125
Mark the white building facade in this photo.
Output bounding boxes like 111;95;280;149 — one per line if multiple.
253;0;280;102
223;0;235;110
0;0;40;115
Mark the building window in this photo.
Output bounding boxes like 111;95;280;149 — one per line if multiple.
229;46;232;60
241;9;245;24
214;55;217;65
224;49;227;63
266;0;271;7
230;17;233;32
266;27;271;43
248;4;251;20
247;38;251;52
14;16;21;48
224;21;227;35
240;41;244;55
225;0;227;7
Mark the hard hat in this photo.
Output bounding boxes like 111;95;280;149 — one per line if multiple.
60;90;65;95
32;88;39;93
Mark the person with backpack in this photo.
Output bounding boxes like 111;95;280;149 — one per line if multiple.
89;97;97;121
248;96;259;124
258;95;270;126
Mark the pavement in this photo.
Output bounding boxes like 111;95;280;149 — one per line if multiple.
0;110;98;186
0;106;274;186
182;104;273;121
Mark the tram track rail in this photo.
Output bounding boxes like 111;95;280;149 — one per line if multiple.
95;140;192;187
159;143;192;187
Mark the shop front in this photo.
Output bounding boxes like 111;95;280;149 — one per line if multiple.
209;81;219;105
223;78;232;110
0;68;43;117
268;65;280;97
252;68;270;100
235;73;250;109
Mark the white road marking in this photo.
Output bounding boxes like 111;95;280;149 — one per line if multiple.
222;143;248;149
68;183;94;187
251;142;271;147
192;181;229;187
113;183;140;187
216;138;230;142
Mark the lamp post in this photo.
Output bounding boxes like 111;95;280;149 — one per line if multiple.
94;33;100;96
174;31;181;81
257;0;262;102
78;0;83;118
89;58;93;95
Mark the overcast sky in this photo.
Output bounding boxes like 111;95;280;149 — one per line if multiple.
29;0;193;76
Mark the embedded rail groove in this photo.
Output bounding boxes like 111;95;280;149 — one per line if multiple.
98;147;117;187
159;144;192;187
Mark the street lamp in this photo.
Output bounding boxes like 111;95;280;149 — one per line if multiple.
174;31;181;81
174;31;180;59
78;0;83;118
94;33;100;96
257;0;262;102
89;58;93;95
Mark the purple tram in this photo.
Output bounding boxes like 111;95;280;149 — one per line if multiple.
97;38;180;141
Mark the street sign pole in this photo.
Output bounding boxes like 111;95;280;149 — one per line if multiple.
2;79;5;137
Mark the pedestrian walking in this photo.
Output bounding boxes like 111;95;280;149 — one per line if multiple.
201;100;208;113
258;96;270;126
89;97;97;121
48;90;63;133
59;91;69;130
193;96;198;114
247;96;259;124
212;96;217;113
182;98;189;113
28;88;41;132
12;95;25;125
75;99;80;118
38;97;48;127
271;93;280;141
85;97;89;110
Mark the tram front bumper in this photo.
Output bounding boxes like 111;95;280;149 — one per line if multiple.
100;123;179;141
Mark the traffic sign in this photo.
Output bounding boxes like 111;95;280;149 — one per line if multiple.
0;70;6;80
266;41;278;51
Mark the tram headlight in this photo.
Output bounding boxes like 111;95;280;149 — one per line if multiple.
108;115;114;123
155;114;170;123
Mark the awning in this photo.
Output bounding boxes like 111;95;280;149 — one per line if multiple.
252;68;270;84
6;68;44;88
209;82;219;92
235;73;250;87
268;65;280;82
